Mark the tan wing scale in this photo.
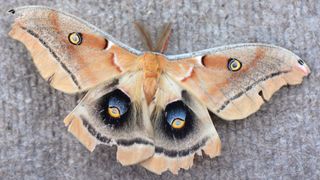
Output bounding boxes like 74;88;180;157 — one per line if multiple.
165;44;310;120
140;74;221;174
9;6;141;93
64;72;154;165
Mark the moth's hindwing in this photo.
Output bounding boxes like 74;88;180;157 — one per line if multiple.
140;75;221;174
64;72;155;165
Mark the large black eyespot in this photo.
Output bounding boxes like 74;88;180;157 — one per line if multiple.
227;58;242;71
162;101;194;139
96;89;131;127
68;32;82;45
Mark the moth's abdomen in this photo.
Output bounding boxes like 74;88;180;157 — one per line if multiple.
140;53;166;104
143;78;158;104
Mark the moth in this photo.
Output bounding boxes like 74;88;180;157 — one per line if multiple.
8;6;310;175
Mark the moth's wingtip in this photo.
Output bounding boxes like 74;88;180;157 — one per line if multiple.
7;9;16;15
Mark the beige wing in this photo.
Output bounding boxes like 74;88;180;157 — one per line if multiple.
164;44;310;120
8;6;142;93
64;72;155;165
140;74;221;174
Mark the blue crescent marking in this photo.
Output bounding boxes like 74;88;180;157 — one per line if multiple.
108;97;128;115
166;107;187;125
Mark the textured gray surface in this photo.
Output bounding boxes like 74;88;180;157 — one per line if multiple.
0;0;319;179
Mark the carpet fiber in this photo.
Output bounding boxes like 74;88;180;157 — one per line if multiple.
1;1;319;179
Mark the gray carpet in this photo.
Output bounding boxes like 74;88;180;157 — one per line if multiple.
1;0;319;179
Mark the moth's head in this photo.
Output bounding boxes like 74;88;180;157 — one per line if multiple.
138;52;158;60
138;52;166;74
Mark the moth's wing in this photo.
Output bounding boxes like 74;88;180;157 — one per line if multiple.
63;72;155;165
140;74;221;174
8;6;142;93
165;44;310;120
